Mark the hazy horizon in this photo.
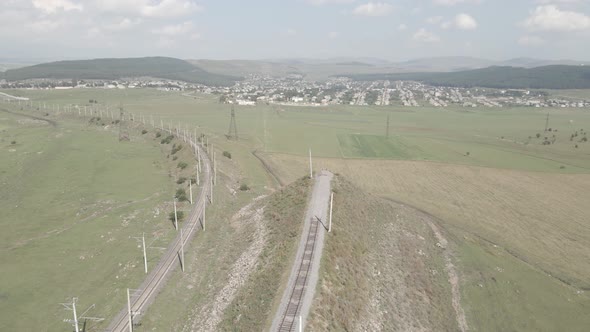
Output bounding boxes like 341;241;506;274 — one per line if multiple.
2;1;590;61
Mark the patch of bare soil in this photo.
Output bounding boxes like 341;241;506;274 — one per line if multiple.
183;200;267;332
428;221;468;332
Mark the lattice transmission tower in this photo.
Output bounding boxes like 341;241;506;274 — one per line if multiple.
227;104;238;140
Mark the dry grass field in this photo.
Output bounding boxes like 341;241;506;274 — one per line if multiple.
261;153;590;331
308;177;461;331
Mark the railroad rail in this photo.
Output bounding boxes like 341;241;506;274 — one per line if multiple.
107;130;211;332
277;217;320;332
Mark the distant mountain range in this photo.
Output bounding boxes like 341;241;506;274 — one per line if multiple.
189;56;589;81
390;56;588;72
1;56;589;89
0;57;239;86
348;65;590;90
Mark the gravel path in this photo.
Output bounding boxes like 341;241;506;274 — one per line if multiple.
271;170;333;331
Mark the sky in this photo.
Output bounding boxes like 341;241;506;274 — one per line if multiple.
1;0;590;61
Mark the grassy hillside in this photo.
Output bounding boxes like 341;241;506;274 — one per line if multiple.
308;176;459;331
350;65;590;89
1;57;240;86
0;105;185;331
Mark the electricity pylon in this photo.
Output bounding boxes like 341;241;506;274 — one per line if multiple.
227;104;238;140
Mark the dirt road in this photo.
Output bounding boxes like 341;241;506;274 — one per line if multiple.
271;170;333;332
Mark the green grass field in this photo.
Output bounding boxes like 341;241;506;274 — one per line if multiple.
3;88;590;331
0;105;199;331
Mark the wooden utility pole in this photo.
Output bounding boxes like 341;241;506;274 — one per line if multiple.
329;192;333;233
309;149;313;179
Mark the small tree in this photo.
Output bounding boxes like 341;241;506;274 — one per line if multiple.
11;140;16;145
156;132;162;138
536;133;541;139
177;177;187;184
239;184;250;191
175;188;188;201
223;151;232;159
141;129;148;134
169;211;185;222
178;162;188;170
171;144;183;155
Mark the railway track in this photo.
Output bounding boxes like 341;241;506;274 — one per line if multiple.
278;217;320;332
107;130;211;332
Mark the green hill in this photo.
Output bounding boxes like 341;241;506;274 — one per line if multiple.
348;65;590;89
0;57;240;86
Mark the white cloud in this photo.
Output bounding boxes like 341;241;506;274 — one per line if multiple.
535;0;581;3
426;16;443;24
32;0;83;14
352;2;393;16
141;0;202;18
152;21;197;37
307;0;355;5
153;21;200;49
95;0;201;19
328;31;339;38
413;28;440;43
29;19;63;32
454;13;478;30
286;28;297;36
433;0;480;6
441;13;478;30
106;18;142;31
524;5;590;32
518;35;546;46
398;23;407;31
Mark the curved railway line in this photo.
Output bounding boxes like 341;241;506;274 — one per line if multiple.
107;130;212;332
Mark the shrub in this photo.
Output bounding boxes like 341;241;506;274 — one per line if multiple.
160;135;174;144
11;140;16;145
169;211;185;222
223;151;232;159
177;177;187;184
141;129;148;135
156;132;162;138
172;156;178;161
190;178;197;184
239;184;250;191
178;162;188;170
175;188;188;201
171;144;183;155
465;152;470;156
536;133;541;138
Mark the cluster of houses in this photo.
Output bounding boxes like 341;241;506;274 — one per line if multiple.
2;75;589;109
